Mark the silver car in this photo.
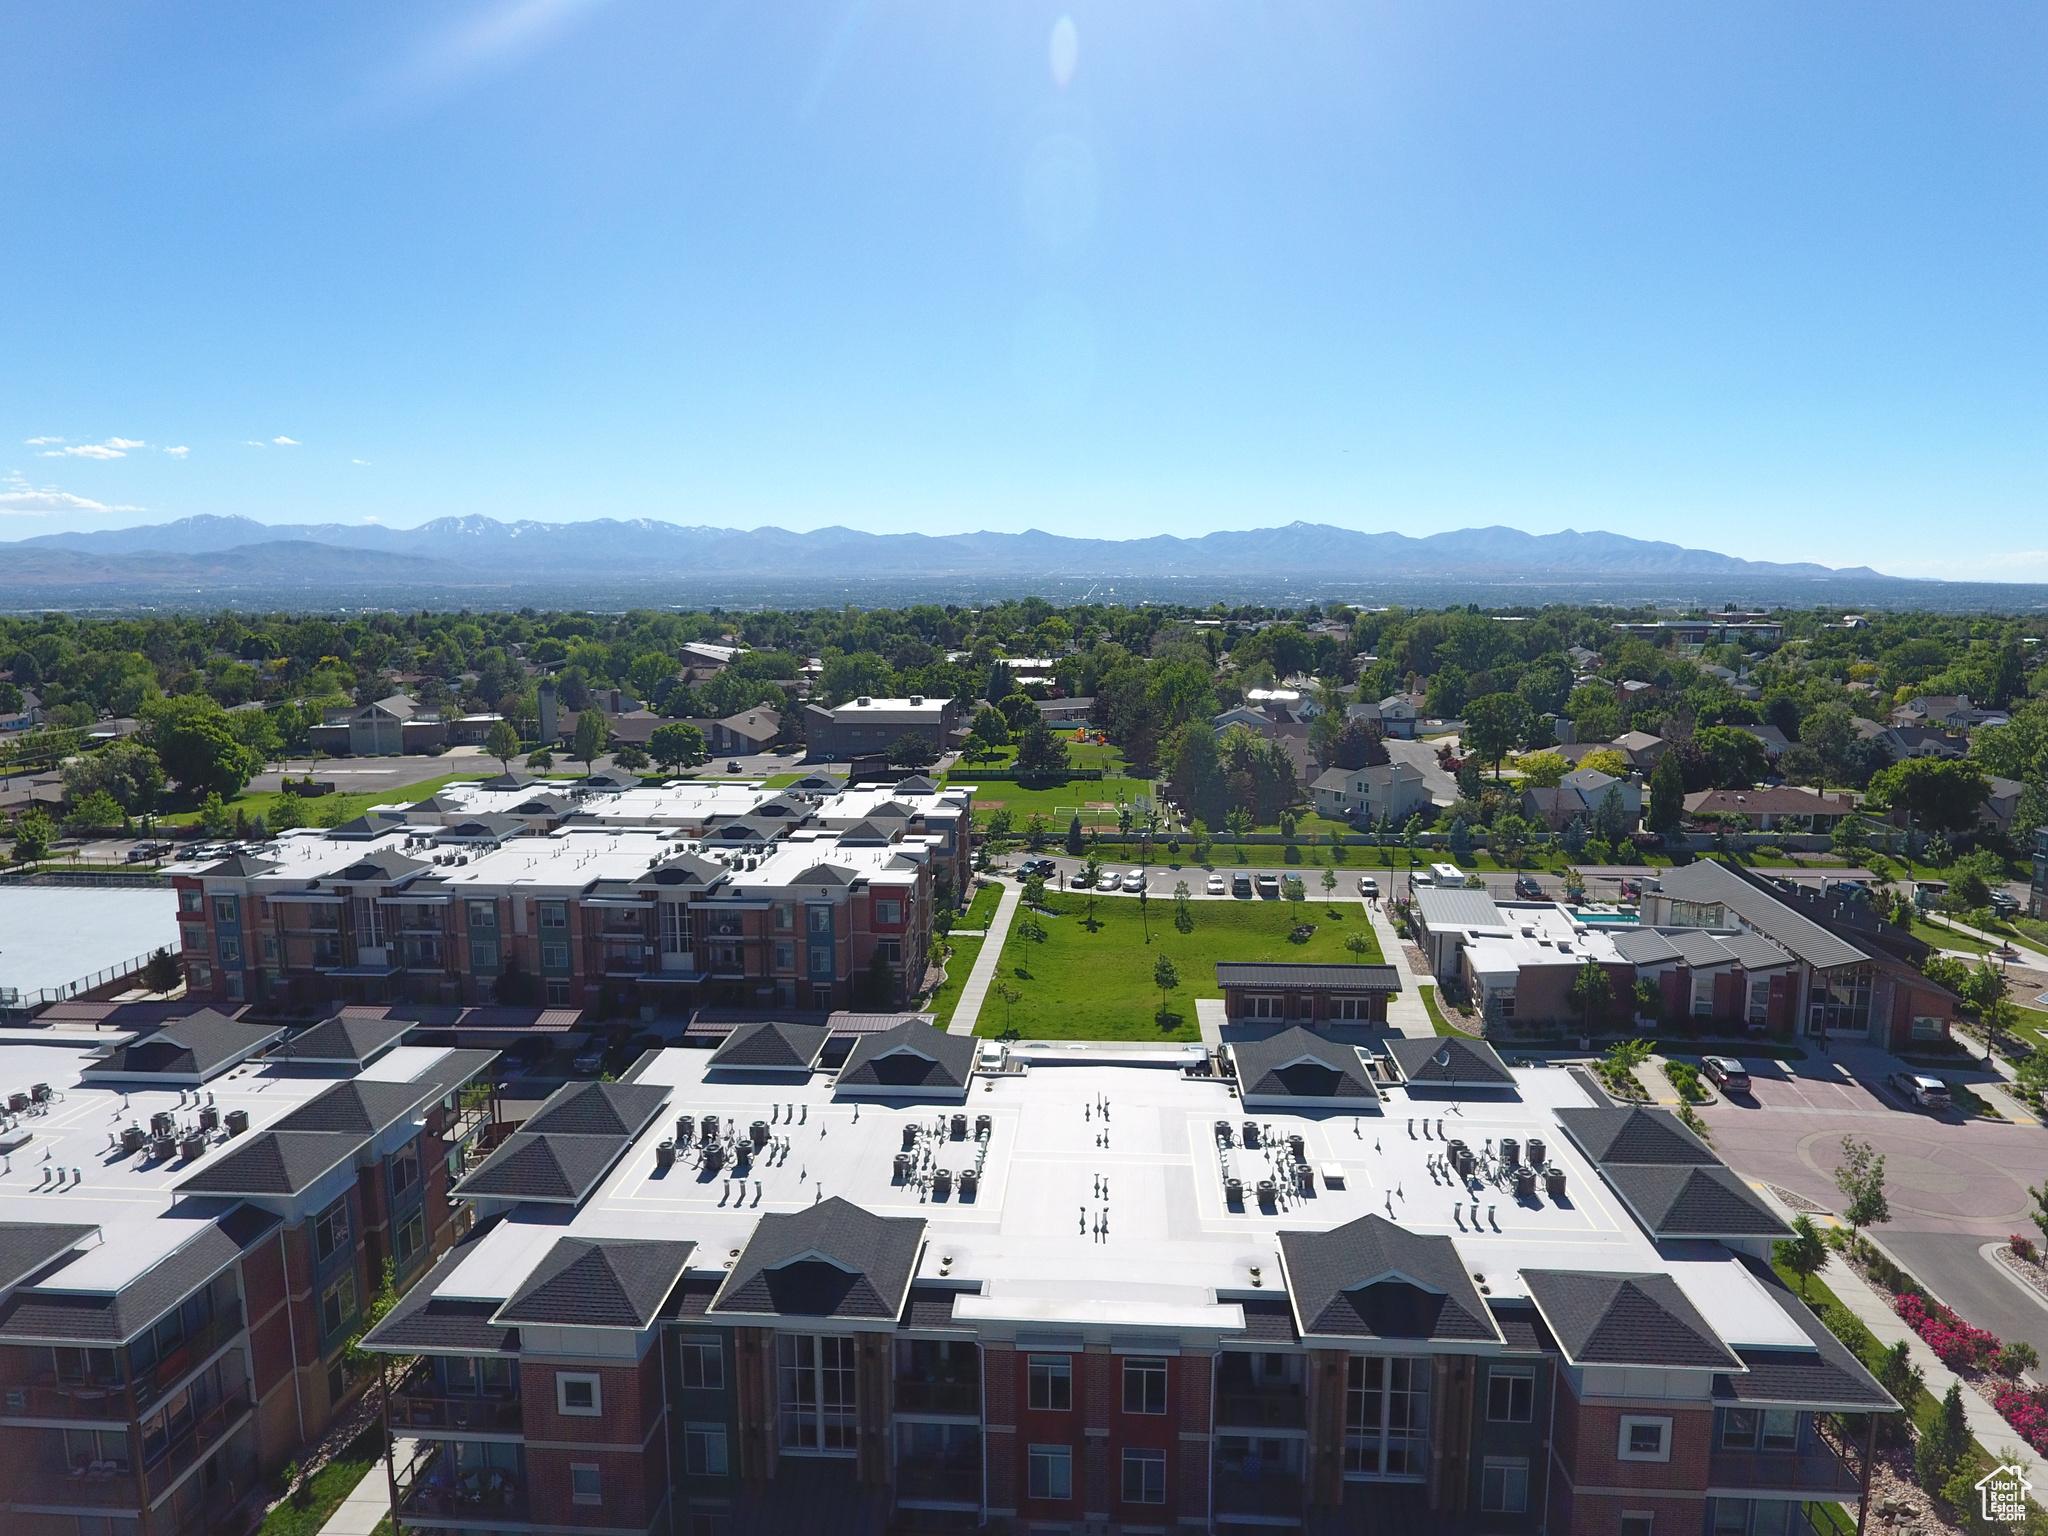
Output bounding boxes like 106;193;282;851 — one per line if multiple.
1121;870;1146;893
1096;870;1121;892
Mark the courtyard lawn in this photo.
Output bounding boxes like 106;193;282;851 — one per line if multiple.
976;895;1384;1042
1910;916;1994;955
961;881;1003;928
923;935;985;1027
153;770;536;830
953;774;1157;825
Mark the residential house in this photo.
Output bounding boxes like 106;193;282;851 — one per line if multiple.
0;689;44;732
1850;716;1963;762
1890;695;1974;730
1681;787;1856;833
1375;695;1422;739
1518;769;1641;834
1609;731;1667;771
1310;761;1433;828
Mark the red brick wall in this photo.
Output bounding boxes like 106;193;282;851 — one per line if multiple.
1553;1387;1715;1532
521;1353;664;1532
983;1344;1018;1511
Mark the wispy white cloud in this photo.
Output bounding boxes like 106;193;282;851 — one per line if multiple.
352;458;371;466
244;440;267;447
25;436;63;446
272;436;299;446
0;473;141;515
164;446;189;458
43;443;128;459
104;437;147;450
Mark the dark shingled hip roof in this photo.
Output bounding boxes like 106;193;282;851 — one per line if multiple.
1554;1107;1721;1167
175;1130;361;1197
0;1222;244;1345
708;1020;829;1074
1600;1163;1793;1239
361;1232;523;1356
1231;1027;1379;1105
1714;1257;1896;1411
834;1020;977;1098
81;1011;283;1084
1279;1214;1501;1345
710;1197;925;1322
275;1012;414;1066
494;1237;695;1330
1522;1269;1742;1371
453;1132;631;1205
1214;962;1403;994
0;1223;97;1295
1384;1036;1514;1087
272;1078;441;1139
519;1080;670;1139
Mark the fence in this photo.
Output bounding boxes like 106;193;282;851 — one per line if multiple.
0;947;165;1011
0;865;169;888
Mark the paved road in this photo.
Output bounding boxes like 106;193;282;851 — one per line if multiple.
994;854;1387;902
1701;1042;2048;1358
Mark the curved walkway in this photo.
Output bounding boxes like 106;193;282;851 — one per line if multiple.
947;883;1021;1036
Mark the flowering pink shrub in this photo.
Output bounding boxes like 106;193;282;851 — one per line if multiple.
1896;1293;2000;1371
2012;1234;2038;1261
1993;1385;2048;1455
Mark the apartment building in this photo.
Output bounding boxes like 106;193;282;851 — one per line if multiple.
173;817;941;1020
359;1030;1892;1536
0;1016;494;1536
802;697;959;764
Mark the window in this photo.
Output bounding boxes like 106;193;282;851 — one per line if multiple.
314;1196;350;1261
1722;1409;1798;1452
180;888;203;913
1619;1415;1671;1462
188;962;212;991
777;1334;856;1452
680;1340;724;1391
661;901;691;955
1486;1368;1534;1423
557;1372;602;1415
213;896;239;925
1121;1447;1166;1504
570;1463;602;1505
1028;1355;1072;1411
684;1423;729;1477
876;939;902;965
217;934;241;965
546;980;571;1005
1344;1355;1430;1477
1248;994;1282;1019
1122;1356;1167;1415
181;923;207;953
472;939;499;972
1028;1444;1072;1501
774;941;794;969
1481;1457;1528;1513
809;946;832;975
875;900;901;925
807;906;831;934
775;903;794;931
1620;1517;1654;1536
390;1142;421;1198
539;901;567;930
224;973;244;1001
394;1210;426;1267
1333;997;1369;1020
1714;1500;1793;1536
541;939;570;970
319;1274;357;1340
468;900;497;929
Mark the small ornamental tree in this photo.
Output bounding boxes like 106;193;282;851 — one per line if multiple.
1153;954;1181;1023
1774;1214;1827;1298
649;722;708;774
1835;1135;1890;1233
486;718;520;773
142;947;181;993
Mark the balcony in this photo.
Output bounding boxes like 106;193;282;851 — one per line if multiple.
12;1465;144;1511
142;1386;254;1501
394;1445;527;1523
894;1459;981;1504
894;1379;980;1416
5;1305;244;1423
390;1371;522;1435
1709;1446;1861;1497
1213;1470;1305;1518
1215;1389;1307;1430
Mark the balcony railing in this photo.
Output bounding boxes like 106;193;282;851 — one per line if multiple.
12;1465;144;1510
395;1448;528;1523
142;1385;254;1500
1213;1470;1305;1517
6;1305;243;1422
1709;1446;1861;1497
135;1303;244;1412
894;1380;980;1416
894;1460;982;1503
389;1382;522;1435
1215;1390;1308;1429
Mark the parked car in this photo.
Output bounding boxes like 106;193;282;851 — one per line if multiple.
1070;870;1093;888
1096;870;1121;892
572;1044;610;1075
1513;874;1544;899
1991;891;2020;918
1358;876;1378;898
1231;872;1253;898
1206;873;1226;895
726;760;742;773
1888;1072;1952;1112
1121;870;1146;893
1702;1056;1750;1094
1255;872;1280;897
1017;858;1057;880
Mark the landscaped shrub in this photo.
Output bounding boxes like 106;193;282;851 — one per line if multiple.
1896;1292;2000;1371
1993;1384;2048;1455
1661;1059;1710;1105
2012;1234;2037;1261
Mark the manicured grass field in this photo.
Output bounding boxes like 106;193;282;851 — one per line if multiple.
1910;916;1995;955
976;895;1383;1042
961;881;1003;928
155;770;526;830
924;935;985;1027
952;774;1156;824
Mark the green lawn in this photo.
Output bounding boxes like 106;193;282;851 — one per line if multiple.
976;896;1383;1042
253;1441;381;1536
954;774;1156;824
961;881;1003;928
1910;916;1994;955
1420;984;1460;1037
923;935;985;1026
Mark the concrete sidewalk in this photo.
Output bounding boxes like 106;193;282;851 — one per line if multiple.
1367;901;1437;1039
313;1457;394;1536
1817;1252;2048;1489
946;883;1021;1036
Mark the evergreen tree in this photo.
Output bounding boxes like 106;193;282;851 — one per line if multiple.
1647;750;1684;833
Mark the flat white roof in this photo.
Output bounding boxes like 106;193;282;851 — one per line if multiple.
0;886;179;1000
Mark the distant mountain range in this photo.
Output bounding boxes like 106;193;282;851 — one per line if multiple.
6;514;1895;589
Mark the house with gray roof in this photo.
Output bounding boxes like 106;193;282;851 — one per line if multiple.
1214;962;1401;1026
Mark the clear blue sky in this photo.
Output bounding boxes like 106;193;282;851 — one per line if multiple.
3;2;2044;578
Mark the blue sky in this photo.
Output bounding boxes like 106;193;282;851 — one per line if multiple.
2;2;2043;578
